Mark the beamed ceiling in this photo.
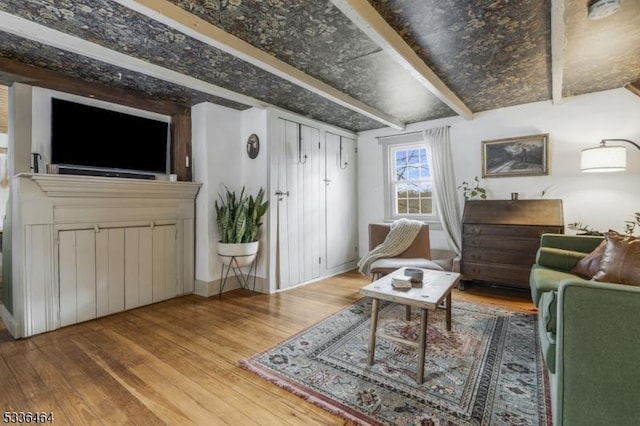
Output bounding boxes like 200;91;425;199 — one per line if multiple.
0;0;638;132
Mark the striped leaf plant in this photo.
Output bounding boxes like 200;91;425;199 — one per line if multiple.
215;186;269;243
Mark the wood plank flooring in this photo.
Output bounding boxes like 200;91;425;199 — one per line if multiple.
0;271;535;425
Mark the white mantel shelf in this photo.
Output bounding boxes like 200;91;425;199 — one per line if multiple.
25;173;201;199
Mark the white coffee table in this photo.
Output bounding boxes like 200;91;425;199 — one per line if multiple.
360;267;461;384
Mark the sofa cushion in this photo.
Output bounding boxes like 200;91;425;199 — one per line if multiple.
537;307;556;374
593;233;640;286
530;265;580;306
539;290;557;334
571;240;607;278
537;247;587;272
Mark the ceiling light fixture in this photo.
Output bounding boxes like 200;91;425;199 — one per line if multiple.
588;0;621;20
581;139;640;172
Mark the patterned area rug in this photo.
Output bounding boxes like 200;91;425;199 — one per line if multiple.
240;298;551;425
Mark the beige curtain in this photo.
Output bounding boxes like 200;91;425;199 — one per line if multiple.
425;126;462;255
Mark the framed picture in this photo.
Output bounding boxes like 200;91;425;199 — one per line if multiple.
481;133;549;178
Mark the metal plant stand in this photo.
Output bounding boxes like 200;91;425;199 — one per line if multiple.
218;251;259;299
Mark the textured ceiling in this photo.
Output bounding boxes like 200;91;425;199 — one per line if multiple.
0;0;638;132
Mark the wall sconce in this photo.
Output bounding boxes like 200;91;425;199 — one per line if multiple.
581;139;640;172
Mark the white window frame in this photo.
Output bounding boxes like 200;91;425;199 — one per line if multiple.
380;132;439;223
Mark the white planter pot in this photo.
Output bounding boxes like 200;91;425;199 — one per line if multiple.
217;241;259;267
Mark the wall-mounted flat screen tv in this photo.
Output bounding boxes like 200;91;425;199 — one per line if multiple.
51;98;169;174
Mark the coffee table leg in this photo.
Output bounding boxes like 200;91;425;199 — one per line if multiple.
446;292;452;331
405;305;411;321
368;298;380;366
417;308;428;384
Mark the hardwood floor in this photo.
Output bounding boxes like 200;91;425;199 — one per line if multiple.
0;271;535;425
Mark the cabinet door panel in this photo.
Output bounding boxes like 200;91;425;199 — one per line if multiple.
107;228;125;314
125;228;140;310
138;227;153;306
152;225;176;302
164;225;177;299
59;230;96;327
59;231;78;327
276;120;322;289
75;230;97;322
95;230;109;317
96;228;125;316
326;133;358;269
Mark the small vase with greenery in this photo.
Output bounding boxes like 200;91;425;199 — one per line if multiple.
567;212;640;237
215;186;269;266
458;176;487;200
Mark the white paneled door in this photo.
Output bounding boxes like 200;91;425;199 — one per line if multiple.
325;132;358;269
275;119;322;290
274;119;358;290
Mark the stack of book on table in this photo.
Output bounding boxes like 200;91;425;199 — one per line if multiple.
391;275;412;289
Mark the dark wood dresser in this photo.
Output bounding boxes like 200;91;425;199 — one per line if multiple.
460;199;564;290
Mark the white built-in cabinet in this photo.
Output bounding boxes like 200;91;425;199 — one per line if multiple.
273;118;358;290
2;174;200;338
325;132;358;270
58;224;177;327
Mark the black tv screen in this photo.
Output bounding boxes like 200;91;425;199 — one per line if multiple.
51;98;169;173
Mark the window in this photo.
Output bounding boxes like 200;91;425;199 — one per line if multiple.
380;132;438;222
389;143;434;218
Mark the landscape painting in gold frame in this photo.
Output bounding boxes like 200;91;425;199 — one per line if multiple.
481;133;549;178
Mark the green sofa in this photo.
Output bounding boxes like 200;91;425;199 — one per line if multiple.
530;233;640;426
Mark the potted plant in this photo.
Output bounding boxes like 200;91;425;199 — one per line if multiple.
457;176;487;200
215;186;269;266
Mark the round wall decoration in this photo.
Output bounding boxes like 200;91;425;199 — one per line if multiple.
247;133;260;159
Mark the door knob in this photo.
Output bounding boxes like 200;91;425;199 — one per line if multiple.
275;190;289;201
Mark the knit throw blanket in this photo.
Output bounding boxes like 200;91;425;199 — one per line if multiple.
357;219;424;276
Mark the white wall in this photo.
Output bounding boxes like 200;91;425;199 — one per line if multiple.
192;104;270;291
192;102;242;283
358;88;640;254
240;108;269;277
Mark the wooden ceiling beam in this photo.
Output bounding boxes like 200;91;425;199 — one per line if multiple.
0;57;187;115
330;0;474;120
551;0;567;105
114;0;405;130
626;80;640;98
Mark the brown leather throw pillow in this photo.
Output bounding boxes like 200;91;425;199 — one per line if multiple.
592;233;640;286
571;240;607;279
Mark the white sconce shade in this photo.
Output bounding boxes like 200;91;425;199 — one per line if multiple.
581;145;626;172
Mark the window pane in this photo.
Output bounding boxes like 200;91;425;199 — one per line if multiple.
420;150;427;163
408;199;420;213
420;164;430;178
407;166;420;180
397;199;408;214
396;183;409;198
420;198;432;214
408;149;420;164
417;183;432;197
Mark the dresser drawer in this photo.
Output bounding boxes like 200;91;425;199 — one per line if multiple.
463;235;540;252
461;262;531;287
462;248;537;265
463;224;562;238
